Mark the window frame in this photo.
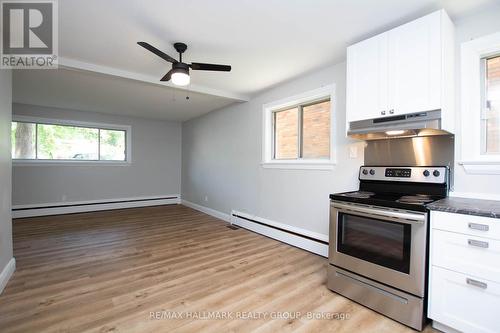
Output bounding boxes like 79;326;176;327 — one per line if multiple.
480;54;500;155
262;85;336;170
12;115;132;166
460;31;500;174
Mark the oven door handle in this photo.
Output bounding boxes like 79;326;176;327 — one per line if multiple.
332;202;426;224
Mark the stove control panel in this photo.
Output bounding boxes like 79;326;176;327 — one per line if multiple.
359;166;447;184
385;168;411;178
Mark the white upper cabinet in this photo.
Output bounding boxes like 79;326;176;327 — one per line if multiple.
346;9;455;126
346;33;387;122
387;11;441;116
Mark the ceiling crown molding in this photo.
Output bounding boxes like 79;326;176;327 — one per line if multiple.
58;57;250;102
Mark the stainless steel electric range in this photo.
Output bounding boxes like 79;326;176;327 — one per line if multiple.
327;166;449;331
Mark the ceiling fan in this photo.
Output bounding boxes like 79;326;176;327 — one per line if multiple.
137;41;231;86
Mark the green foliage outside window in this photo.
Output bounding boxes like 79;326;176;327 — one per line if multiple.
11;121;126;161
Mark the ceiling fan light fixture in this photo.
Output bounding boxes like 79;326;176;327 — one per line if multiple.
171;68;190;86
171;71;190;86
137;41;231;84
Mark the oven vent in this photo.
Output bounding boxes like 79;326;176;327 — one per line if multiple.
348;110;450;140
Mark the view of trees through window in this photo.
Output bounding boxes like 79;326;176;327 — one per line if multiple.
11;121;126;161
12;122;36;159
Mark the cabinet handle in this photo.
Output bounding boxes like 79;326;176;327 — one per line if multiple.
381;111;386;115
389;109;394;114
466;278;487;289
468;239;489;248
468;223;489;232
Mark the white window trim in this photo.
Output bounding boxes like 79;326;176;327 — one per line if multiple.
261;84;336;170
460;31;500;174
12;115;132;166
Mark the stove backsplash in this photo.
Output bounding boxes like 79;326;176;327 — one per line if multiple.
364;135;455;188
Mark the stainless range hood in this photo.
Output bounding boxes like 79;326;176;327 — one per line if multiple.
348;110;450;140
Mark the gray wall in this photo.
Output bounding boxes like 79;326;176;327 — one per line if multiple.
13;103;182;206
182;62;364;236
451;5;500;195
181;5;500;236
0;70;13;272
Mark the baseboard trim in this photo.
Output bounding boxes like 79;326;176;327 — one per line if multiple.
13;195;181;218
175;201;329;257
432;320;461;333
231;210;329;257
0;258;16;295
181;200;231;222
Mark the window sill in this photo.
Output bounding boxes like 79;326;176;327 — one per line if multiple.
13;160;131;167
261;161;336;170
459;161;500;175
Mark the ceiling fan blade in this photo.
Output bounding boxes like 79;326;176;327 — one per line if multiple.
190;62;231;72
160;69;174;81
137;42;178;63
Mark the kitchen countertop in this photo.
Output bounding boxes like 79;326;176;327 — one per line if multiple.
426;197;500;219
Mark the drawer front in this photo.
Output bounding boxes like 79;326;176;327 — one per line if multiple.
431;211;500;240
432;230;500;283
328;265;425;330
429;266;500;333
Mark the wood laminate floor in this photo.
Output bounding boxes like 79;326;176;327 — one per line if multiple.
0;205;436;332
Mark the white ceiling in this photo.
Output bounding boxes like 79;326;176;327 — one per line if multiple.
13;0;500;121
13;69;236;121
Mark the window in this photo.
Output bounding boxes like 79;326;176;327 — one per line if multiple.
301;100;331;159
273;100;331;160
482;55;500;154
262;85;335;169
274;107;299;159
11;118;130;163
460;31;500;174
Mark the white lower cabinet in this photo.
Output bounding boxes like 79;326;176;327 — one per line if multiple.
432;230;500;283
429;211;500;333
429;266;500;333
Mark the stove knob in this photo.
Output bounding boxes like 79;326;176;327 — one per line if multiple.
369;169;375;175
423;170;430;177
362;169;368;175
433;170;441;177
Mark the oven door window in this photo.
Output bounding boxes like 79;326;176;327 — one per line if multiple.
337;213;411;273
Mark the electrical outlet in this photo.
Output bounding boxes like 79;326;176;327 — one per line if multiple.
349;145;358;159
204;196;208;202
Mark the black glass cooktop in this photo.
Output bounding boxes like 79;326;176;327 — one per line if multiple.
329;191;445;212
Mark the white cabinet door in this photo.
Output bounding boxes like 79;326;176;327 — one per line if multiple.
346;33;388;122
387;11;441;116
431;211;500;241
432;229;500;283
429;266;500;333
